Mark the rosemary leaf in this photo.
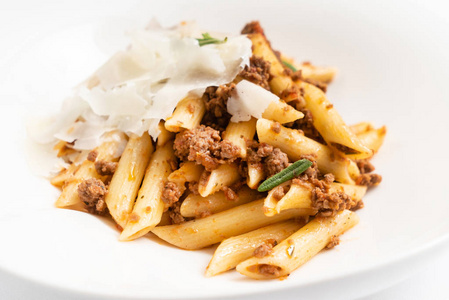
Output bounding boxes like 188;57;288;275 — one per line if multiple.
282;60;297;72
257;159;313;192
197;33;228;47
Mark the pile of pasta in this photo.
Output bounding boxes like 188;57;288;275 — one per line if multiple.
51;21;386;280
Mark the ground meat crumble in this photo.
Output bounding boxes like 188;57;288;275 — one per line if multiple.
241;21;265;36
161;181;183;207
168;201;186;224
95;160;118;176
356;159;375;174
87;150;98;162
253;243;273;258
264;148;290;177
188;181;200;195
246;141;290;178
77;178;108;215
222;186;239;201
356;173;382;187
271;185;286;200
173;125;240;171
292;156;359;217
238;55;271;90
258;264;282;277
201;84;235;131
326;235;340;249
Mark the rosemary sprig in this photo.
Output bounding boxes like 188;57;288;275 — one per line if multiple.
282;60;297;72
257;159;313;192
197;33;228;47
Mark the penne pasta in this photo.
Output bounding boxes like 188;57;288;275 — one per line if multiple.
105;132;154;228
164;162;204;209
165;95;206;132
256;118;359;184
236;210;359;279
157;121;176;147
263;181;292;217
298;64;337;84
198;163;241;197
206;220;305;277
349;122;374;135
247;163;265;189
168;161;204;185
119;140;176;241
53;140;78;158
180;186;261;218
297;81;373;160
247;33;296;99
356;126;387;154
261;100;304;124
223;118;257;158
151;199;315;250
271;182;367;215
280;55;337;84
55;131;127;208
158;211;172;227
50;163;81;188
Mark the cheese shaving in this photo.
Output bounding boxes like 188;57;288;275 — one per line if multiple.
37;21;252;151
227;80;279;122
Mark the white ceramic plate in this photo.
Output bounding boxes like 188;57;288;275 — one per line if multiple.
1;1;449;299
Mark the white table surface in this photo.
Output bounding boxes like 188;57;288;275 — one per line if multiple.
1;1;448;299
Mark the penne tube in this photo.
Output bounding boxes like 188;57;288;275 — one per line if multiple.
256;118;358;184
119;140;176;241
55;160;108;208
297;81;373;160
298;64;337;84
151;199;315;250
275;183;310;212
248;33;296;99
247;163;265;189
50;163;81;188
236;210;359;279
206;220;305;277
55;131;127;208
157;121;175;147
275;182;367;214
168;161;204;185
349;122;374;135
53;140;78;158
261;100;304;124
165;162;204;207
165;95;206;132
279;55;337;84
223;118;257;158
158;211;172;227
180;186;262;218
263;181;292;217
356;126;387;154
198;164;241;197
105;132;154;228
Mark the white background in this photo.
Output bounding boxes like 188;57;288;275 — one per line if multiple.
0;1;448;299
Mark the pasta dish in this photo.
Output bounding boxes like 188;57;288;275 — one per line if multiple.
44;21;386;279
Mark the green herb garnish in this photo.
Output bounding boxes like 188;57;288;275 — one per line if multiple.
197;33;228;46
282;60;297;72
257;159;313;192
